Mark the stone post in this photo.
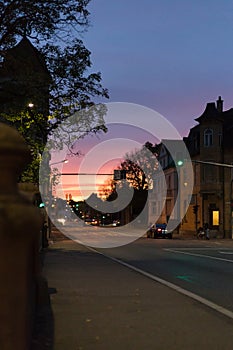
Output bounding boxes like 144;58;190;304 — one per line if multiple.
0;123;42;349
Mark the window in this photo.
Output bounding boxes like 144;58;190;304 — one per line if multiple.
212;210;219;226
204;128;213;147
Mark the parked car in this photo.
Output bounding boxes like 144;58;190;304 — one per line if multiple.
146;223;172;239
112;220;121;226
85;218;99;226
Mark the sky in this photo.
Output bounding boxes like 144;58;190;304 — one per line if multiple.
55;0;233;200
56;122;159;199
83;0;233;136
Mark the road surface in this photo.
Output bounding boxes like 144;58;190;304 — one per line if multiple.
96;237;233;317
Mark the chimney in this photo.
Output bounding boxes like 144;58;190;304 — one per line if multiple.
216;96;223;112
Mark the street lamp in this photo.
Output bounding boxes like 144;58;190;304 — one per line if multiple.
49;159;68;202
50;159;68;166
47;159;69;236
28;102;34;109
49;159;68;199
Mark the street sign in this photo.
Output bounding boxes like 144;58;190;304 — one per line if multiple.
114;170;126;180
114;170;122;180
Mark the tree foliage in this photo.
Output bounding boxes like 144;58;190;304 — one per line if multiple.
119;142;159;191
0;0;90;50
100;142;159;195
0;0;109;183
0;0;108;118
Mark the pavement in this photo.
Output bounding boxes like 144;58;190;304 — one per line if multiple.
32;231;233;350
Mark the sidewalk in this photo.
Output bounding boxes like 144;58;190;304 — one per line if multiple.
33;238;233;350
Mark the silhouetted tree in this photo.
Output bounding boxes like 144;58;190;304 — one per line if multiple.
0;0;108;183
119;142;159;191
0;0;108;121
99;143;158;224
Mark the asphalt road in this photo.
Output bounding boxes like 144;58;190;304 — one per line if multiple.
40;235;233;350
95;237;233;317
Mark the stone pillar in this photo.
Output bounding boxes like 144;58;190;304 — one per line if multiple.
0;123;42;349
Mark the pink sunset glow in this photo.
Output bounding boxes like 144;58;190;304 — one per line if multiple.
53;123;158;201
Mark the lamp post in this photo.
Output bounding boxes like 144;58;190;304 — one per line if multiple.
21;102;34;125
49;159;68;199
47;159;68;237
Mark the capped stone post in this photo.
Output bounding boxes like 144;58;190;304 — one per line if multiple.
0;123;42;349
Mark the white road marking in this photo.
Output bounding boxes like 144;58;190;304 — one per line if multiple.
164;248;233;263
87;247;233;321
162;247;215;250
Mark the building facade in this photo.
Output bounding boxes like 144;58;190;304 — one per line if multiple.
150;96;233;238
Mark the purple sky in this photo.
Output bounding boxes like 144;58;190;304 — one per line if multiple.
84;0;233;137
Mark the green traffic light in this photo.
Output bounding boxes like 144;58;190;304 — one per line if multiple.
177;160;184;166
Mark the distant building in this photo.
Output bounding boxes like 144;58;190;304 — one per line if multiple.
148;139;192;234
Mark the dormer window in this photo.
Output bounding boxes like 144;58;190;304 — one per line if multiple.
204;128;213;147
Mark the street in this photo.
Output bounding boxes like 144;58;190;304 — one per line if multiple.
54;224;233;317
40;230;233;349
97;237;233;317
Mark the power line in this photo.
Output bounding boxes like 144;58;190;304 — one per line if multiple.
61;173;114;176
192;160;233;168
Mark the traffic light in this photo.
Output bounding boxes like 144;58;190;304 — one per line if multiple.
114;169;126;180
175;152;184;167
192;205;199;214
33;192;45;208
177;160;184;167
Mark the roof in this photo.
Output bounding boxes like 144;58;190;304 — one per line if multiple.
0;36;50;79
195;102;223;123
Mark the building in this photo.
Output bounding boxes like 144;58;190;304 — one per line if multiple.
148;139;193;234
0;36;51;205
0;36;51;117
150;96;233;238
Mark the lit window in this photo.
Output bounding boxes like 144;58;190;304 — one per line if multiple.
212;211;219;226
